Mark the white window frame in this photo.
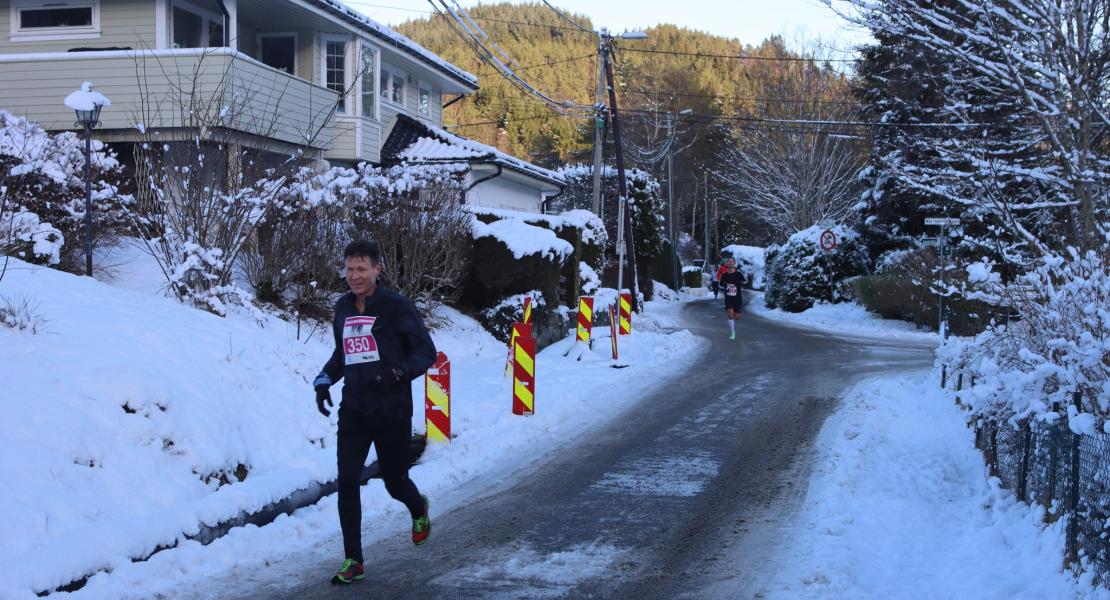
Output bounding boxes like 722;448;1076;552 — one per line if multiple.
417;81;432;117
321;33;351;115
257;31;298;75
170;0;224;49
10;0;101;42
358;40;379;120
380;65;406;108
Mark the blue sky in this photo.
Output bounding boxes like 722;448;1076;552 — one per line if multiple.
343;0;871;53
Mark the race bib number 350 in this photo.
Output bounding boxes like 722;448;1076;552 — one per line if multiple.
343;316;380;365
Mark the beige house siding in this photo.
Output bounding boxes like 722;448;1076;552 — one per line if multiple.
360;117;380;163
0;48;337;149
0;0;157;53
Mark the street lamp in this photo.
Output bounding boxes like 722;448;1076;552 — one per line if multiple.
64;82;111;277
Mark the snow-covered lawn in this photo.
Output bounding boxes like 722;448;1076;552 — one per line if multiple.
0;257;704;599
759;370;1107;599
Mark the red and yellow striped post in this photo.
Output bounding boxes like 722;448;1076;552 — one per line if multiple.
522;296;533;325
576;296;594;344
424;352;451;443
618;293;632;335
512;334;536;416
609;304;619;360
505;322;533;376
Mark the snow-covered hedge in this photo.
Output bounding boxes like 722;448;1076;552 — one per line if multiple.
939;242;1110;428
553;164;665;300
478;290;545;342
721;244;766;290
0;110;128;272
763;225;869;312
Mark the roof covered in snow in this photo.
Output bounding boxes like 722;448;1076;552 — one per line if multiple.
382;115;565;188
309;0;477;91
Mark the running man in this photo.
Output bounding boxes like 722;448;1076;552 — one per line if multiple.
313;239;438;585
718;257;746;340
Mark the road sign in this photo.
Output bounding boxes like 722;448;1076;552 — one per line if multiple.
921;237;941;246
819;229;838;252
924;217;961;226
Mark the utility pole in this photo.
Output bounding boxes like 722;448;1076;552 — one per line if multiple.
603;35;639;306
590;30;607;216
703;171;710;265
666;112;675;290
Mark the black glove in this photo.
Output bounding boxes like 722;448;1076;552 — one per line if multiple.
315;385;333;417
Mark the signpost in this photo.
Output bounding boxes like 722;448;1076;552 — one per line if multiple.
925;217;961;339
819;228;838;252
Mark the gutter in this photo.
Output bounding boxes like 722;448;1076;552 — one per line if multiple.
542;188;565;214
463;162;503;198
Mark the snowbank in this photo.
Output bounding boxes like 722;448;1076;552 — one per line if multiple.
0;258;705;598
758;372;1106;599
747;292;937;344
470;216;573;261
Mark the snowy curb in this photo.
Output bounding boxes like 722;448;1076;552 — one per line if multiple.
42;437;427;596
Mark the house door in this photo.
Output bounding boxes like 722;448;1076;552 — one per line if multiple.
259;34;296;75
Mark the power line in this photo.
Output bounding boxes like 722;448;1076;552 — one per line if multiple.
619;47;858;63
476;53;594;77
343;1;595;34
623;88;864;106
445;113;585;128
539;0;595;35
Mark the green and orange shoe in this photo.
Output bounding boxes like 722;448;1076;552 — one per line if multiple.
412;495;431;545
330;558;365;585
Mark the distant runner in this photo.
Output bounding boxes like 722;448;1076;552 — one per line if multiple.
718;257;746;340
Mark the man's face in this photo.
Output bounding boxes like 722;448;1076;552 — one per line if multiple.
726;259;736;271
345;255;381;296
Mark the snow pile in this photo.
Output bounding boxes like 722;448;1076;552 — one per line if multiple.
748;292;937;344
721;244;766;289
396;119;563;184
0;109;117;185
470;217;572;261
63;81;111;112
760;372;1104;599
579;262;601;295
0;257;706;598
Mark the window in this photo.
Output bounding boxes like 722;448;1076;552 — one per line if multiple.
323;36;349;113
360;45;376;118
259;34;296;75
418;84;431;116
171;2;224;49
379;67;406;106
12;1;99;39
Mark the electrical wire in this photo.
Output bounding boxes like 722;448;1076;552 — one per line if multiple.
619;47;858;63
476;53;594;77
539;0;596;35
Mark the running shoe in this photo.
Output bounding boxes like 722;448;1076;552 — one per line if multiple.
331;558;364;584
412;495;431;545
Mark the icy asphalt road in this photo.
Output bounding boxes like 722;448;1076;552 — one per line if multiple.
235;298;934;599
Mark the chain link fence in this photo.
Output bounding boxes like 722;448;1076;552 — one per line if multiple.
947;368;1110;581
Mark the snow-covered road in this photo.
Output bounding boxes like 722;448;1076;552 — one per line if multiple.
219;299;934;599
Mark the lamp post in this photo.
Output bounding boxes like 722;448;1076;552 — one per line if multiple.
65;82;110;277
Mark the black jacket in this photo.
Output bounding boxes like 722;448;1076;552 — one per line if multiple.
315;287;437;418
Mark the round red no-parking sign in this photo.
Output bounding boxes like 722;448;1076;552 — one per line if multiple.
819;228;838;252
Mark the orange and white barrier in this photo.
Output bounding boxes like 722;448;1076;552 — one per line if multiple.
425;351;451;443
576;296;594;344
618;292;632;335
512;333;536;415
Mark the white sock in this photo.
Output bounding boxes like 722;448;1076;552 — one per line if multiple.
728;319;735;332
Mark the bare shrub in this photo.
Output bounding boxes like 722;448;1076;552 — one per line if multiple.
0;293;46;334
